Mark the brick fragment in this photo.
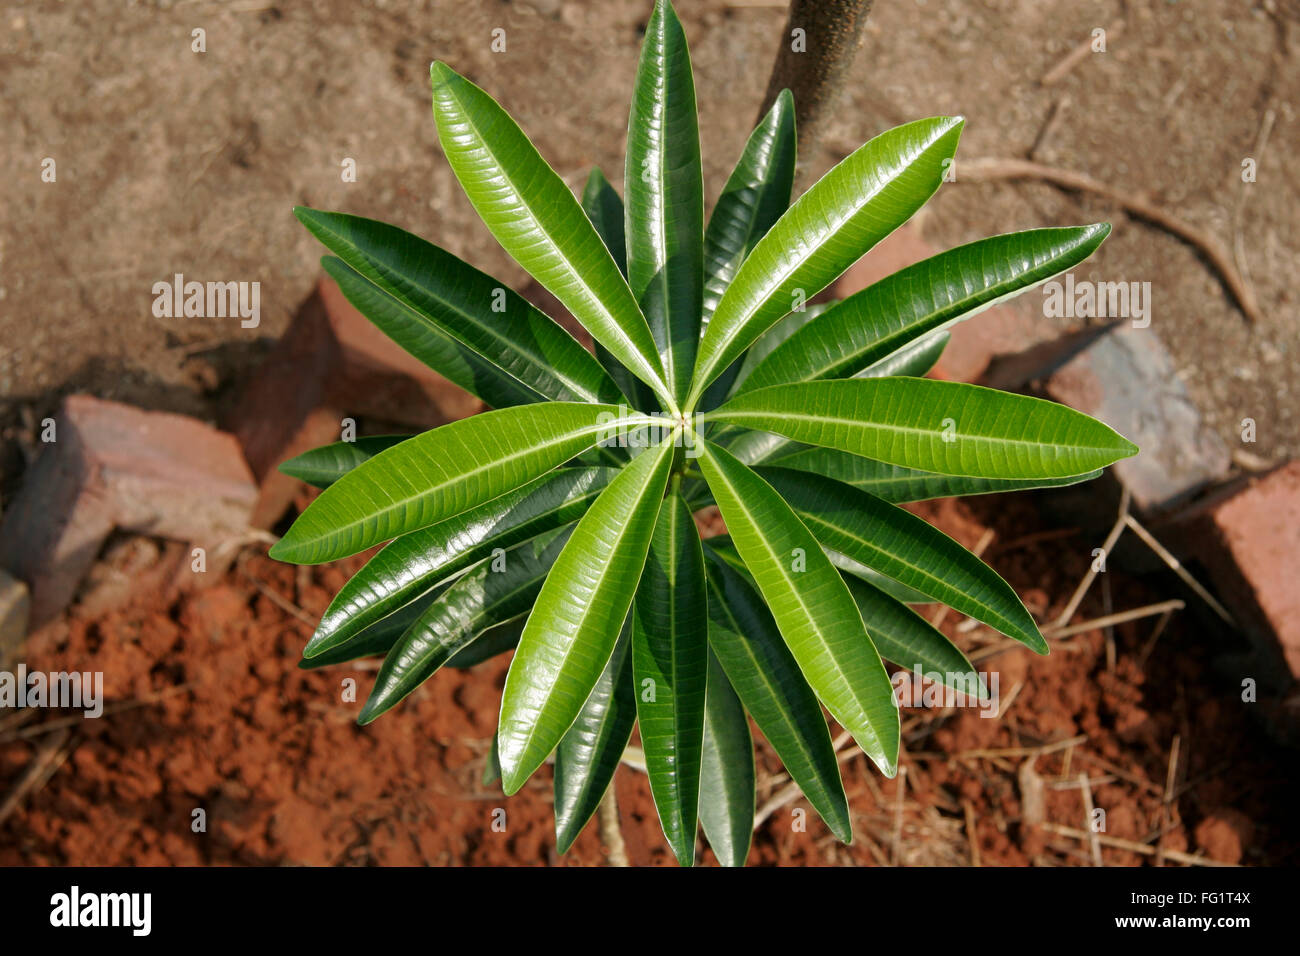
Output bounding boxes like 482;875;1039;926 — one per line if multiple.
0;396;257;626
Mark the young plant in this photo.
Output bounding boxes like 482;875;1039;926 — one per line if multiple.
272;0;1137;866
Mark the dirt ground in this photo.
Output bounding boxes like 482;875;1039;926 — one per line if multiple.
1;0;1298;866
1;488;1293;866
1;0;1297;461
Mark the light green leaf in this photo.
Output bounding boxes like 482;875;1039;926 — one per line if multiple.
698;648;755;867
706;378;1138;479
298;207;624;405
625;0;704;404
270;403;651;565
430;62;673;410
698;438;899;777
687;116;964;408
829;550;932;606
773;447;1103;502
498;435;676;794
632;491;708;865
304;467;613;658
701;544;851;841
279;435;413;489
358;526;574;724
554;622;637;854
759;467;1048;654
740;225;1110;392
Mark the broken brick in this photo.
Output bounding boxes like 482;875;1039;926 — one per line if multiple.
1044;324;1230;513
0;396;257;626
1190;461;1300;685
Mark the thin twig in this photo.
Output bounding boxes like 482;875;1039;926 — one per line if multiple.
1039;21;1125;87
1043;823;1234;867
1078;773;1103;866
0;727;72;825
1055;489;1130;629
1123;514;1235;625
598;786;629;867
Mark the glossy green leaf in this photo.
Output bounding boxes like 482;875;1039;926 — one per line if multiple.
555;621;636;854
759;467;1048;654
446;616;525;669
698;438;899;777
829;550;931;606
687;116;964;408
706;378;1138;479
358;526;574;724
697;89;796;410
430;62;673;411
324;256;543;409
698;648;755;867
740;225;1110;392
304;467;613;658
279;435;413;489
859;330;949;379
498;436;676;794
702;89;796;324
270;403;651;565
580;168;655;413
773;447;1103;502
839;573;984;696
298;582;450;671
701;544;850;841
625;0;704;404
632;491;708;865
298;207;624;405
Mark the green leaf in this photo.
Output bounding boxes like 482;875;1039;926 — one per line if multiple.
270;403;651;565
829;550;932;605
697;438;899;777
701;545;850;841
702;89;796;325
696;89;796;410
298;582;450;671
625;0;704;404
687;116;964;408
358;526;574;724
581;169;657;416
740;225;1111;392
706;378;1138;479
323;257;544;410
298;208;624;405
773;447;1103;503
759;467;1048;654
857;330;948;379
446;616;525;669
839;573;985;696
279;435;412;489
554;622;637;854
632;491;708;865
698;648;755;867
430;62;674;411
304;467;613;658
498;435;676;794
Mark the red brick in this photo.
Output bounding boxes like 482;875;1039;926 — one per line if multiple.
1193;461;1300;682
0;396;257;626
